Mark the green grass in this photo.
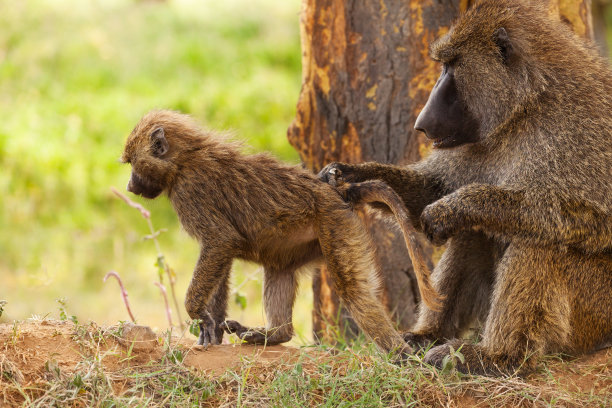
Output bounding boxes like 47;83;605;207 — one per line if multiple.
4;320;608;408
0;0;309;335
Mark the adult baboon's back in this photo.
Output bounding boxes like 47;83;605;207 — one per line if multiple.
319;0;612;375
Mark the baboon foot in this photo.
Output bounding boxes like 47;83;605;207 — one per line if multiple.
221;320;292;345
423;340;523;377
402;331;438;351
197;317;224;347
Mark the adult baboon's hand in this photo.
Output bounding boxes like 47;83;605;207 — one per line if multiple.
420;199;461;246
317;162;355;187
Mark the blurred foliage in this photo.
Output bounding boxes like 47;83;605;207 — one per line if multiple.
0;0;312;340
0;0;611;343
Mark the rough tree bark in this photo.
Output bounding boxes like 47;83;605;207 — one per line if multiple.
593;0;611;56
287;0;595;344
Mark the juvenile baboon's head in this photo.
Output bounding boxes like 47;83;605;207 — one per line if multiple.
121;110;201;198
415;0;570;147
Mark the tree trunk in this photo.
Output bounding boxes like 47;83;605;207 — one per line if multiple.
592;0;611;56
288;0;595;345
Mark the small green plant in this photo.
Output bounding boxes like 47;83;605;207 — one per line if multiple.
44;359;62;380
56;298;78;324
189;319;202;337
112;320;127;338
161;329;184;365
9;320;21;346
165;348;185;365
70;373;85;391
439;344;466;376
234;293;247;310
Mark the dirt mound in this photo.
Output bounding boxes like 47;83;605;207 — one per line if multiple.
0;319;294;386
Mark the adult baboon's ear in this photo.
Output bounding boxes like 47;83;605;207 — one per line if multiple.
150;127;169;157
494;27;513;63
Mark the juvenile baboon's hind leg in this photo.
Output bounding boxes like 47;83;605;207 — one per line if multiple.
223;267;298;345
317;202;409;355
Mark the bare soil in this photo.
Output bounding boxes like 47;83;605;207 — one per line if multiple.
0;319;294;377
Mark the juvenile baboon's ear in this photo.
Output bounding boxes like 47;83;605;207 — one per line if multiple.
150;127;169;157
494;27;513;63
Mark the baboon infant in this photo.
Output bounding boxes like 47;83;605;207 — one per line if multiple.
121;110;440;352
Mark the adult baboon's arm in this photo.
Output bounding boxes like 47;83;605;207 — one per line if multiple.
318;162;444;228
421;183;612;253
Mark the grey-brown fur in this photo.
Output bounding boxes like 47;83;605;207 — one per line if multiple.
121;109;419;354
320;0;612;375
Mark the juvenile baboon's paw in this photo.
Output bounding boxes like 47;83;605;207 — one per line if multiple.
197;317;224;347
420;201;459;246
223;321;292;345
220;320;248;336
239;329;269;345
222;321;282;345
317;162;354;187
402;332;437;350
242;329;291;345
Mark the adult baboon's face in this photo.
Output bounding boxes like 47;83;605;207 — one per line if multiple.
414;64;480;149
415;2;548;149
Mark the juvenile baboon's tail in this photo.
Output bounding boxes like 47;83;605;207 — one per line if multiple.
339;180;445;312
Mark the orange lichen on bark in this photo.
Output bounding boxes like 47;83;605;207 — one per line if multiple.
547;0;593;38
339;122;363;164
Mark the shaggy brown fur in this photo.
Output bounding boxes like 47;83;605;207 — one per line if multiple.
320;0;612;376
121;109;440;353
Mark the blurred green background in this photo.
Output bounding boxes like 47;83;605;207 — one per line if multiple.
0;0;312;342
1;0;611;344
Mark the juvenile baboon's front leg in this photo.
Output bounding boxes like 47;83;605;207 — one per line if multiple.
198;272;230;346
185;248;233;347
223;267;298;345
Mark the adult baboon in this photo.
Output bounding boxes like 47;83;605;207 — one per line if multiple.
121;110;440;353
320;0;612;375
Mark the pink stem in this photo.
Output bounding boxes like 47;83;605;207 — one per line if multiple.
111;187;151;219
103;271;136;322
154;282;173;327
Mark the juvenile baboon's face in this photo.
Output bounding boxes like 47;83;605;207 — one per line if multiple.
121;124;172;199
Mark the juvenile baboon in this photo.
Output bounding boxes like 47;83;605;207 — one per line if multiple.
121;109;440;353
320;0;612;375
